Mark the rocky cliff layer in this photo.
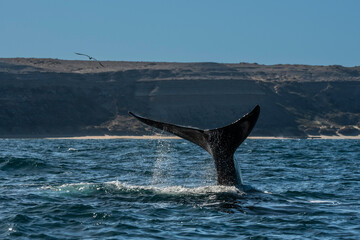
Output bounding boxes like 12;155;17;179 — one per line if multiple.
0;58;359;137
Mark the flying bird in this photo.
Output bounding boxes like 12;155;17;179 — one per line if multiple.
75;52;104;67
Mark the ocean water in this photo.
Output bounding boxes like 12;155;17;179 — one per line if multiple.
0;139;359;239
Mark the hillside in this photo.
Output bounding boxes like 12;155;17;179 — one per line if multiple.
0;58;359;138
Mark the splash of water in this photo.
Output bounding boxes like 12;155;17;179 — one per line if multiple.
234;157;244;185
151;138;173;185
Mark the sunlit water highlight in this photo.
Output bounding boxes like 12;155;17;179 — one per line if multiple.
0;139;359;239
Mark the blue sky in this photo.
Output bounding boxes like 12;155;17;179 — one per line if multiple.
1;0;359;66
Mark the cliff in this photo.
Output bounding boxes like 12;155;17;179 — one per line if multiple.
0;58;359;138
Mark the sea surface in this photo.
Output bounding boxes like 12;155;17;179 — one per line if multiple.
0;139;359;239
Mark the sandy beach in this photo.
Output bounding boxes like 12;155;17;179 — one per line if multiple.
42;135;360;140
45;135;181;140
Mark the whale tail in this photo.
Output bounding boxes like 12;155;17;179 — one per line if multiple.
129;105;260;186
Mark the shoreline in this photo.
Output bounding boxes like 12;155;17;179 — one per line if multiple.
1;135;359;140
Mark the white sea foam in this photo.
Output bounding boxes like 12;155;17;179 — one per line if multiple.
287;199;340;205
42;181;245;196
113;180;244;195
67;148;78;151
309;200;340;205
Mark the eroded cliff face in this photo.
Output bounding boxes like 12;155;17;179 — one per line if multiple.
0;58;359;137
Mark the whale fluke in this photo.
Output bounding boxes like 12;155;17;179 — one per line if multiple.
129;105;260;186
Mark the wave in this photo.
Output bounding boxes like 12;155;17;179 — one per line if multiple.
0;156;50;171
38;181;342;217
42;181;245;197
40;181;249;214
